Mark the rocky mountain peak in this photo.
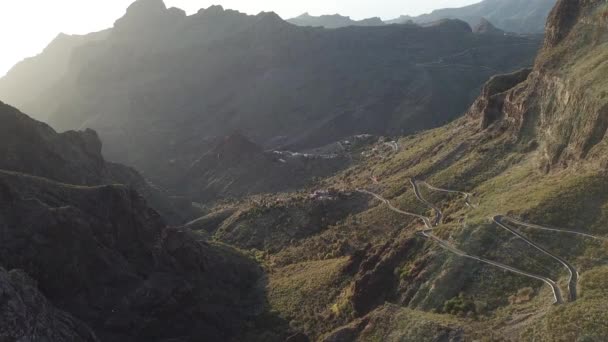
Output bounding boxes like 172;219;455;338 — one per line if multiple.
473;18;504;34
197;5;225;17
114;0;170;31
125;0;167;16
544;0;583;48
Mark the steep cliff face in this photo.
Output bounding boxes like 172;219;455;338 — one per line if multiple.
0;101;197;223
468;0;608;171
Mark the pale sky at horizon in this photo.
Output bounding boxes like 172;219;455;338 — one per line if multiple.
0;0;481;76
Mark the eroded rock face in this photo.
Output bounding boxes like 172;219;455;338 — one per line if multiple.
469;0;608;171
544;0;582;48
0;170;264;341
467;68;532;128
0;268;99;342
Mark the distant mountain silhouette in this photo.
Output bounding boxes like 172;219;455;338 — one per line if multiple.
387;0;556;34
0;0;540;202
288;12;385;28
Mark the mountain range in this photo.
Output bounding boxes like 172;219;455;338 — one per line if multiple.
0;0;540;203
2;0;608;341
289;0;557;34
287;13;385;29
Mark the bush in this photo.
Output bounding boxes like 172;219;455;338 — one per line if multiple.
443;293;476;316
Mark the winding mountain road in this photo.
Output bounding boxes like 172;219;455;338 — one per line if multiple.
409;178;565;304
417;181;475;208
501;216;608;242
356;189;432;228
417;228;564;305
410;178;442;226
492;215;578;302
357;180;566;305
358;161;607;305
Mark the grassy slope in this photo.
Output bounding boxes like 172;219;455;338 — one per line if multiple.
218;114;608;340
209;6;608;340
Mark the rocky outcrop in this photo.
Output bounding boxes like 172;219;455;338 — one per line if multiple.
544;0;582;48
0;268;99;342
0;101;196;223
467;68;532;128
468;0;608;170
0;170;265;341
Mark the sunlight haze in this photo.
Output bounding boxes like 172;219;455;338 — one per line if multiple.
0;0;480;76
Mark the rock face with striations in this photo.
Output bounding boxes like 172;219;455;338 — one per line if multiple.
467;0;608;171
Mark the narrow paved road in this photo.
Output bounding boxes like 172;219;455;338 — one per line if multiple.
493;215;578;302
410;178;442;226
356;189;432;228
418;228;564;305
359;174;603;305
501;216;608;242
409;178;564;304
417;181;475;208
357;182;565;305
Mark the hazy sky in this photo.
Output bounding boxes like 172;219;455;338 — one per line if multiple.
0;0;480;76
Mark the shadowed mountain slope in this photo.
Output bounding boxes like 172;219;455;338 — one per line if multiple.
0;101;197;223
0;100;295;341
0;0;541;203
